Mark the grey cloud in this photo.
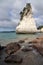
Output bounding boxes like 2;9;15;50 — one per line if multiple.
0;0;43;31
0;19;18;28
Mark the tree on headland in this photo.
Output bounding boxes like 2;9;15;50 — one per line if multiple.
37;26;43;29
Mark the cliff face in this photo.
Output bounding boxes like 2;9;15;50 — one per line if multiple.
16;3;38;33
20;3;32;20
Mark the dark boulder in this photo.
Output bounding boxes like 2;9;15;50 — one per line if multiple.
0;45;5;50
5;42;21;55
4;54;23;63
18;40;25;43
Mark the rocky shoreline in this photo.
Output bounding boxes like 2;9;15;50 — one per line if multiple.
0;37;43;65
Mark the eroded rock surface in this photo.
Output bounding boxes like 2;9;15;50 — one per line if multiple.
5;42;21;55
29;37;43;56
18;40;25;43
2;36;43;64
4;54;22;63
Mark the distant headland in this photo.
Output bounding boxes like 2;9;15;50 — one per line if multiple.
0;31;15;33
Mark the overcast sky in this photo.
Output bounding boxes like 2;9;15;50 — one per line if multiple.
0;0;43;31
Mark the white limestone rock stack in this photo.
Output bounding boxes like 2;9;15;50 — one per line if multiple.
16;3;38;33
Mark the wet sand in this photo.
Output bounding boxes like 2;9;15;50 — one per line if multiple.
0;36;37;46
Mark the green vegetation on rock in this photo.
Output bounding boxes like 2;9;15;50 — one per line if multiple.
37;26;43;29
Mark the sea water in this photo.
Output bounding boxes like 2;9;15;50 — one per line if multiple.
0;32;43;46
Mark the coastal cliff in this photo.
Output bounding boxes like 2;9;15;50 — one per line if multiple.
16;3;38;33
